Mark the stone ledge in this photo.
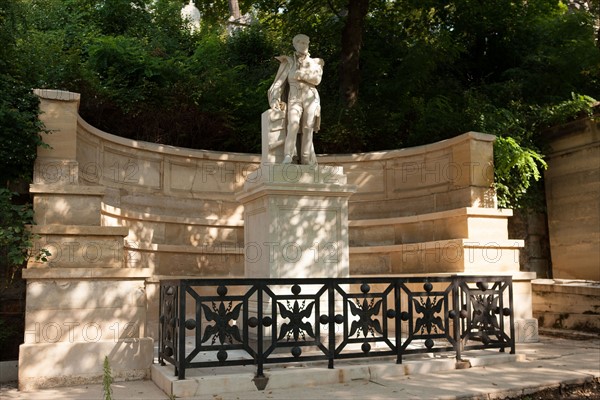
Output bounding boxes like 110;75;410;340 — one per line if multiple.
29;183;105;195
33;89;80;103
508;271;538;281
147;274;246;283
349;206;513;227
157;244;244;255
22;268;152;280
350;239;524;253
236;182;357;203
349;272;536;283
532;279;600;296
80;116;493;166
350;239;523;274
538;327;600;340
79;116;262;163
29;225;128;236
236;164;357;204
102;203;244;227
320;131;496;163
453;271;537;281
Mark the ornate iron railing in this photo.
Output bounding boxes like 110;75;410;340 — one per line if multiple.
158;276;515;381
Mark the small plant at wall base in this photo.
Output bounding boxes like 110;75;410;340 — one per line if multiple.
103;356;113;400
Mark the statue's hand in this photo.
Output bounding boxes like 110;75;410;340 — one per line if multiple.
270;100;281;111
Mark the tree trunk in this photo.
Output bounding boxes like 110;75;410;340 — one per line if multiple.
228;0;241;20
339;0;369;108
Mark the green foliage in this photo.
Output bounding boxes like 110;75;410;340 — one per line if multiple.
5;0;599;211
494;137;548;210
536;93;597;128
317;105;369;153
86;35;164;110
0;1;49;290
0;76;46;184
103;356;113;400
0;189;50;287
0;1;47;186
0;190;33;268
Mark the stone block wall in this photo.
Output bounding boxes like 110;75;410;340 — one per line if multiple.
508;211;552;279
544;112;600;281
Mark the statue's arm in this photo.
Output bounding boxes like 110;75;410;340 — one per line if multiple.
296;58;324;86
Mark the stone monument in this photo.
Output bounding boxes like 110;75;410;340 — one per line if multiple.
238;35;355;280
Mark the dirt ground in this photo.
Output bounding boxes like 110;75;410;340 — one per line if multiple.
508;378;600;400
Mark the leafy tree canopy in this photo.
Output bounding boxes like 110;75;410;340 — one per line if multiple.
2;0;600;209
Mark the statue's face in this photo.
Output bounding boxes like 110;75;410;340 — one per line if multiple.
293;36;309;55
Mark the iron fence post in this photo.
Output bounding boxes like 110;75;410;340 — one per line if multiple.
328;279;335;369
452;277;462;361
508;278;516;354
158;283;164;366
395;279;402;364
178;280;187;380
256;282;264;378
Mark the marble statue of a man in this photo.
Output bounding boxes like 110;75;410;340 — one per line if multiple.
268;34;324;165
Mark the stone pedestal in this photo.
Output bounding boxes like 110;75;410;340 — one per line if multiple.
236;164;355;345
236;164;356;279
19;90;153;391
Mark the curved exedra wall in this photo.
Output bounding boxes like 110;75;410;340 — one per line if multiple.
19;89;537;390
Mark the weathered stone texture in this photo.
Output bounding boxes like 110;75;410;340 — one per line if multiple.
544;113;600;281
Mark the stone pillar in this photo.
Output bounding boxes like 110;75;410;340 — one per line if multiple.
19;90;153;390
236;164;356;279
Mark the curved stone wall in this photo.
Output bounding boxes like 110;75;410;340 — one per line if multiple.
73;111;501;277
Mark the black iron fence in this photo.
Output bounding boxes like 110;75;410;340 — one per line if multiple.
158;276;515;380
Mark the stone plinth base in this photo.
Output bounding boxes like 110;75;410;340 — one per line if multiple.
515;318;539;343
18;338;153;391
19;266;153;390
533;279;600;332
151;350;521;398
236;164;356;279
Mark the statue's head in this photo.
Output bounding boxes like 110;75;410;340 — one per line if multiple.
293;34;310;55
